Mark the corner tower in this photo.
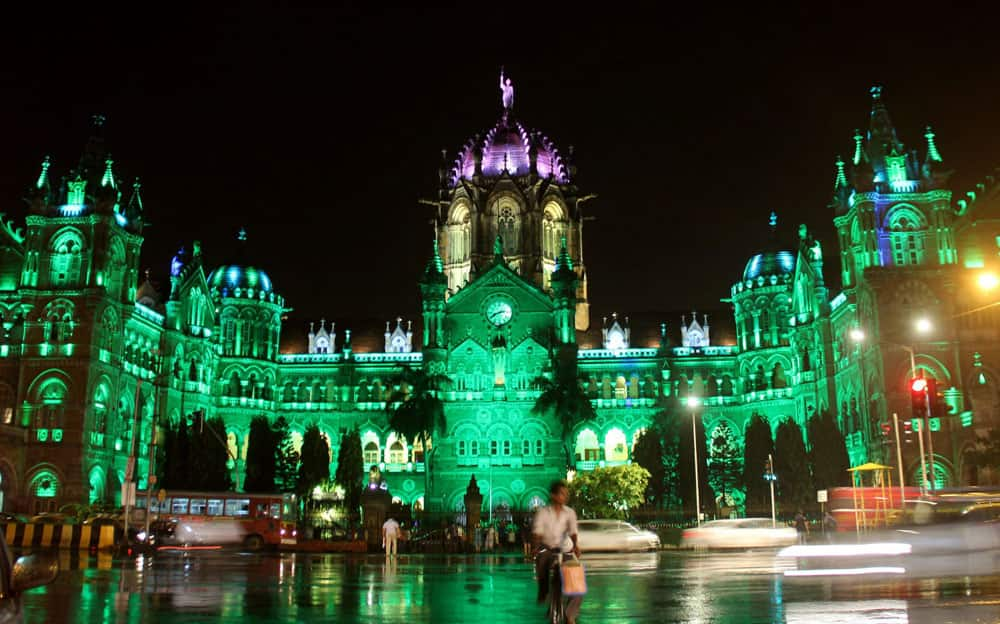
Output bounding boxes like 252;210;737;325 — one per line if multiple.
433;69;592;330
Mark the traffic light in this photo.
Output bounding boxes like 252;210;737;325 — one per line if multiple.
880;422;892;445
902;419;913;443
910;377;928;419
763;458;777;481
924;378;947;420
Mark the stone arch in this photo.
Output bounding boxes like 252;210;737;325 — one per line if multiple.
385;431;408;465
604;427;628;462
87;464;107;504
574;428;600;462
48;227;86;287
25;464;64;512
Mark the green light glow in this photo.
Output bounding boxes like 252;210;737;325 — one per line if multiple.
67;176;86;205
36;428;48;441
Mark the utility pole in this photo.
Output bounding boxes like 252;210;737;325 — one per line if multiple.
766;454;777;528
892;413;906;509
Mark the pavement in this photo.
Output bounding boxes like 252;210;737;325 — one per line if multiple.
16;550;1000;623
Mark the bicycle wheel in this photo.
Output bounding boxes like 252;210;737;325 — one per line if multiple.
549;566;564;624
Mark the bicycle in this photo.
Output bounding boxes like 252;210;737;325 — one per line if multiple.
535;548;570;624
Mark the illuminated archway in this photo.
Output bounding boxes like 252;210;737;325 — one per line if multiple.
575;429;600;463
88;465;106;504
605;428;628;462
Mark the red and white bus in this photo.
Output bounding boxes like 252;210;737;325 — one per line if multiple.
137;490;298;549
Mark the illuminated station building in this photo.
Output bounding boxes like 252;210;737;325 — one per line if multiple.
1;81;998;515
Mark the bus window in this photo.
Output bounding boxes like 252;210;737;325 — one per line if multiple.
171;498;189;514
270;503;281;518
225;498;250;517
157;499;170;514
282;500;297;522
190;499;207;515
207;499;224;516
255;503;268;518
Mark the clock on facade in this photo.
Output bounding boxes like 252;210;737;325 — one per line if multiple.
485;298;513;326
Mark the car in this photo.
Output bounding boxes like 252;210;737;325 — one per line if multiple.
681;518;798;549
0;514;22;525
0;532;58;623
576;520;660;552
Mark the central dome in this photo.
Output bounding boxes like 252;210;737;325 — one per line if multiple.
208;264;274;296
449;115;570;187
743;250;796;281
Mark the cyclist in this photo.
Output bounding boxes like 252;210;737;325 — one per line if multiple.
532;479;582;624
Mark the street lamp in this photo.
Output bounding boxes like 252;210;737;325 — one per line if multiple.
686;395;702;526
977;271;999;292
914;317;933;335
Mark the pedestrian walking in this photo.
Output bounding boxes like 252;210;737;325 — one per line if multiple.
823;511;837;543
794;510;809;544
382;516;400;557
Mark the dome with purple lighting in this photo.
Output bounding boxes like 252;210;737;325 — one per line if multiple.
448;115;570;187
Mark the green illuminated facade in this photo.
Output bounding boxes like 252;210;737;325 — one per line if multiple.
1;85;999;516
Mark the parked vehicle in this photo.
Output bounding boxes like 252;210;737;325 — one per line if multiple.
681;518;798;549
577;520;660;552
0;532;58;623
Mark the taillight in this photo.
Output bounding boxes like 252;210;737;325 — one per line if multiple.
292;529;297;537
280;528;286;536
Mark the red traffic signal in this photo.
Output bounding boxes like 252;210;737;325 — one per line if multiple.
881;423;891;437
911;378;928;393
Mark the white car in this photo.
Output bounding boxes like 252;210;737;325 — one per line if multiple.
681;518;798;549
577;520;660;552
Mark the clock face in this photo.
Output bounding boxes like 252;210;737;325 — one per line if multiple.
486;299;513;326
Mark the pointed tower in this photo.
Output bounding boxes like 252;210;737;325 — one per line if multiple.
420;239;448;371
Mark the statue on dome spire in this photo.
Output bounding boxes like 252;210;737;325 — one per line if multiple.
500;66;514;112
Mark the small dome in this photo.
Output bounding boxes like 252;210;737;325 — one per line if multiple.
449;116;569;187
743;250;796;281
208;264;274;296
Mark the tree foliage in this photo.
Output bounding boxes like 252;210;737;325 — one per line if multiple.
532;356;596;466
274;417;299;494
807;410;851;491
244;416;277;492
569;464;650;520
632;428;666;508
708;426;742;508
160;414;231;491
387;365;447;446
774;419;812;511
297;424;331;500
334;426;364;524
742;413;775;517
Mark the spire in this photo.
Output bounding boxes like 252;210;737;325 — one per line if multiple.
834;155;848;190
924;125;943;163
868;85;902;156
237;228;248;242
422;238;446;283
852;129;864;165
555;236;574;272
101;157;116;189
768;211;778;231
35;156;51;191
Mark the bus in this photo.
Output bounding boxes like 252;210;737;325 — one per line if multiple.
136;490;297;550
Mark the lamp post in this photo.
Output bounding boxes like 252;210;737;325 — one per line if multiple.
686;396;702;527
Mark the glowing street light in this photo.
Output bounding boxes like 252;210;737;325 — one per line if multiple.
914;318;933;334
977;271;999;292
849;328;865;343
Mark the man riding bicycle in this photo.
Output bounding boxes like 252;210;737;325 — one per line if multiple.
532;479;582;624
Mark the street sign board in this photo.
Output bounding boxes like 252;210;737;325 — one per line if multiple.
121;482;136;506
816;489;828;503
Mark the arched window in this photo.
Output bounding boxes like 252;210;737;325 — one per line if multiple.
49;230;83;287
106;237;126;300
30;470;59;499
605;428;628;462
0;383;13;425
759;310;771;347
888;209;926;266
389;440;405;464
494;198;521;256
771;363;787;389
575;429;600;462
228;373;241;397
363;441;379;465
458;440;467;456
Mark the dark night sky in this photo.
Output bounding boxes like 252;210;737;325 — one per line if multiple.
1;4;998;340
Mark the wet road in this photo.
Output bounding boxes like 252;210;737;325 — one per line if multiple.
17;549;1000;623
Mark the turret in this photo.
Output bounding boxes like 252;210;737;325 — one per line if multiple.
420;239;448;356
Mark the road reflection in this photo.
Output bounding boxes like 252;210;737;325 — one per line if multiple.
16;550;1000;623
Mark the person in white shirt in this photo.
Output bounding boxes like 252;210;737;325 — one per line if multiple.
532;480;582;623
382;517;400;557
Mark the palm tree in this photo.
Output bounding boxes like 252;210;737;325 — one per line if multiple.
386;365;448;446
531;362;597;469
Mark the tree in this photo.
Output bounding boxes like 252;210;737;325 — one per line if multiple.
774;419;812;512
807;410;851;491
708;424;742;509
532;357;597;467
334;427;364;525
742;413;775;517
188;416;233;491
387;365;447;447
162;417;191;489
274;417;299;494
569;464;650;520
632;428;666;508
244;416;278;492
297;424;331;500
